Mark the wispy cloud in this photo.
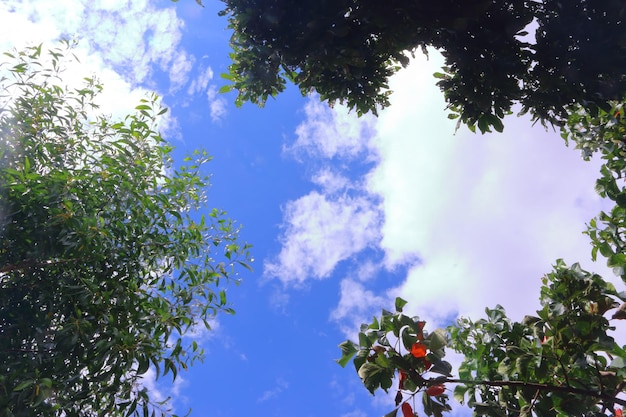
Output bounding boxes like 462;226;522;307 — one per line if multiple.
140;367;189;414
187;66;214;95
207;85;227;122
257;378;289;403
330;278;390;339
1;0;190;88
264;190;381;285
340;411;368;417
265;98;383;285
0;0;230;136
285;97;377;161
185;65;227;122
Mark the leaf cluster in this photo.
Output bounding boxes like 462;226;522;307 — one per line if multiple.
341;266;626;417
217;0;626;132
451;261;626;416
0;43;251;417
337;297;453;417
563;99;626;284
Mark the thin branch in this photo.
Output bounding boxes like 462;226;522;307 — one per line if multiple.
0;257;82;273
444;378;626;407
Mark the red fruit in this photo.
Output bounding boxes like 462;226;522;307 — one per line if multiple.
426;384;445;396
616;409;623;417
401;402;413;417
411;342;427;358
423;358;432;370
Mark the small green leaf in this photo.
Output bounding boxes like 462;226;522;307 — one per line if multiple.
395;297;408;312
358;332;373;349
39;378;53;388
336;340;358;368
453;384;468;404
13;380;34;391
218;85;233;94
137;356;150;375
428;329;447;351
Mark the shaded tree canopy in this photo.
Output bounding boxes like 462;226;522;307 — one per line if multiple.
218;0;626;132
0;43;251;417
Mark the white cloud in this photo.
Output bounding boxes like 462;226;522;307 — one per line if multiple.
311;168;353;194
0;0;191;119
168;50;195;93
285;97;378;160
277;48;616;339
140;367;188;413
340;411;367;417
185;66;227;122
207;85;227;122
330;278;390;339
187;67;214;95
264;191;381;285
353;259;381;282
369;50;612;323
257;378;289;403
183;317;220;345
266;99;383;285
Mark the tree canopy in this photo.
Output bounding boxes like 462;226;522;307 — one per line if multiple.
339;268;626;417
218;0;626;132
0;43;251;417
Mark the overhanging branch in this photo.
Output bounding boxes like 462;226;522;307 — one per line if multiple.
443;378;626;407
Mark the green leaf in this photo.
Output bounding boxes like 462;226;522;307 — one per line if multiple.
357;362;393;394
429;359;452;376
428;329;447;351
218;85;233;94
13;380;34;391
336;340;358;368
358;332;373;349
137;356;150;375
395;297;408;313
477;115;490;134
453;384;468;404
354;349;369;373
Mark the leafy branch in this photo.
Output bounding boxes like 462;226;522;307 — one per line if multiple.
442;378;626;408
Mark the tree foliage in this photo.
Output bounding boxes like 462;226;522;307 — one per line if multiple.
0;43;251;417
217;0;626;132
340;270;626;417
338;99;626;416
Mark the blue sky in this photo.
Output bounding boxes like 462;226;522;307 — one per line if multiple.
0;1;622;416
